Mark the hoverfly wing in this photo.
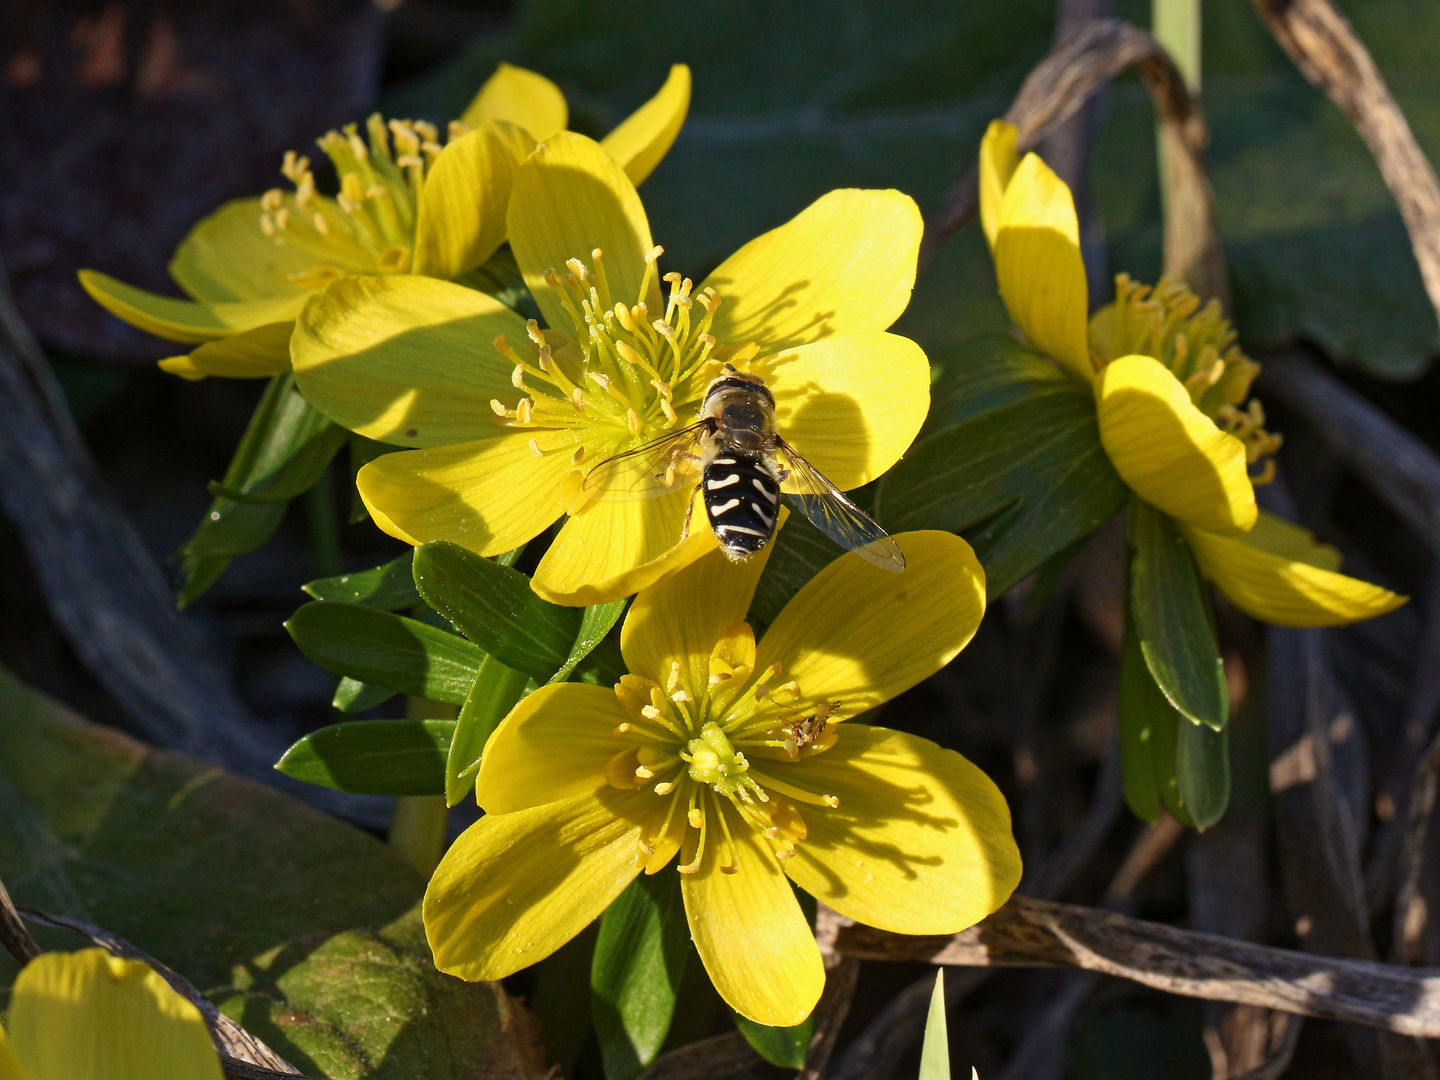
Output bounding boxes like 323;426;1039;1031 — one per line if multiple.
581;422;710;502
774;439;906;571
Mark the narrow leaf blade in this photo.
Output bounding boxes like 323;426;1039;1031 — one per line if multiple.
918;972;949;1080
275;719;454;795
550;600;628;684
446;655;531;806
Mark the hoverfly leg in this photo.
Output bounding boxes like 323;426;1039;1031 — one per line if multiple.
680;483;700;542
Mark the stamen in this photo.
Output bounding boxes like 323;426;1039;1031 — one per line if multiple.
666;660;681;695
572;388;585;414
628;409;642;435
529;438;544;458
490;399;508;416
512;365;526;389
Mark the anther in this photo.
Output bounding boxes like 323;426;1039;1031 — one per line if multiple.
572;388;585;414
687;807;703;828
641;705;663;721
529;438;544;458
666;660;681;694
671;690;691;704
526;319;544;346
634;765;655;781
628;409;642;436
490;399;508;416
588;371;612;390
644;245;664;264
312;213;330;235
511;365;525;389
654;781;675;795
613;723;633;736
516;398;534;424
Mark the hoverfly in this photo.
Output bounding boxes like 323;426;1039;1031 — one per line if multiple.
582;366;904;570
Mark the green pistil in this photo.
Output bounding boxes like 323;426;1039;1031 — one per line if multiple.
682;723;766;802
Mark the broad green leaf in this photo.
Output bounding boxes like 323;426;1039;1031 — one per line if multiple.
733;1012;812;1069
413;541;581;682
0;665;547;1080
876;381;1127;599
445;656;531;806
570;636;628;687
550;600;628;684
177;374;344;605
275;719;455;796
286;601;482;705
750;512;849;627
918;972;949;1080
332;676;398;713
925;336;1073;435
592;872;690;1080
304;552;421;610
1128;500;1229;731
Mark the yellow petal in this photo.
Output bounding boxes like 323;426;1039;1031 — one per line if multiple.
978;119;1020;251
78;269;308;345
477;684;630;813
600;64;691;186
1180;516;1407;627
621;534;776;697
460;62;568;142
7;949;221;1080
413;121;536;280
681;798;825;1026
424;790;646;981
781;724;1020;934
167;197;314;303
0;1029;31;1080
531;485;718;607
703;189;921;352
357;429;579;555
1097;354;1257;534
158;321;293;380
761;332;929;490
754;531;985;721
508;131;655;336
992;153;1092;381
291;274;528;446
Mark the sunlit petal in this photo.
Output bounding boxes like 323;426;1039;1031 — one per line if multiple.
753;531;985;722
702;189;921;352
761;332;929;490
509;131;655;335
7;949;222;1080
424;790;646;981
357;429;579;555
682;799;825;1026
413;121;536;280
600;64;691;185
291;274;528;446
460;62;568;142
621;534;776;697
531;485;717;607
158;321;293;380
978;119;1020;251
781;724;1021;934
992;153;1092;381
477;684;629;813
78;269;308;345
1097;354;1256;534
1181;515;1407;627
0;1028;28;1080
167;197;314;303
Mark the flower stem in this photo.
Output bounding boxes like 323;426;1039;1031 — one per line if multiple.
388;795;449;876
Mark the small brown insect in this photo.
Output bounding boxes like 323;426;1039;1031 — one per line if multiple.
784;701;842;757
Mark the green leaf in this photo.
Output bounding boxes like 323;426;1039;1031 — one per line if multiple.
446;655;531;806
0;665;547;1080
332;676;398;713
286;601;482;705
1176;710;1231;830
875;372;1126;599
177;374;346;604
570;636;629;686
750;512;845;626
918;972;949;1080
413;541;581;682
304;551;421;610
733;1012;812;1069
925;336;1074;435
592;873;691;1080
550;600;628;684
1118;604;1163;826
1127;500;1228;731
275;719;454;796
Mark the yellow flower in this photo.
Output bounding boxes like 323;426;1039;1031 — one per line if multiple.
422;529;1020;1025
77;63;691;380
979;119;1404;628
291;130;931;606
0;949;222;1080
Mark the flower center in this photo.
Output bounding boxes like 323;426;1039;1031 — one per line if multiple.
1089;274;1282;484
260;114;456;289
486;248;759;476
604;627;841;874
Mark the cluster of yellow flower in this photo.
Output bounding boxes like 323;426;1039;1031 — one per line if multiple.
76;67;1403;1029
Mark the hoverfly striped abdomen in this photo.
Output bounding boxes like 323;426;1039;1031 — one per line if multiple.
703;448;782;558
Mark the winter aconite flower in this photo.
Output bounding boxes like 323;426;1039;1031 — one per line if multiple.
0;949;221;1080
291;129;931;606
979;119;1403;627
78;63;690;379
423;529;1020;1025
